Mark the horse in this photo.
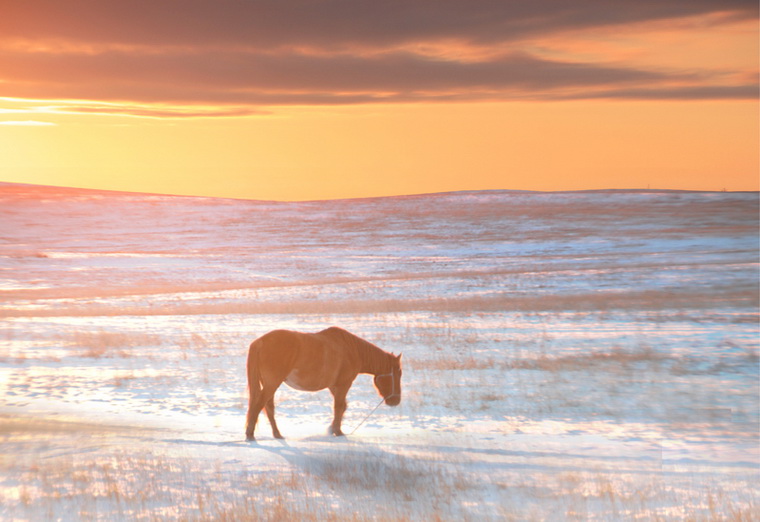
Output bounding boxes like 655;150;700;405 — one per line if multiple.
245;326;402;441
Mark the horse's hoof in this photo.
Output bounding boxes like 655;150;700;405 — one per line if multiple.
274;433;285;440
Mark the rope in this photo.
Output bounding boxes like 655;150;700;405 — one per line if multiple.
350;396;386;435
350;371;398;436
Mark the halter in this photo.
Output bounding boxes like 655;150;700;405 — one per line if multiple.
349;369;399;435
376;370;400;402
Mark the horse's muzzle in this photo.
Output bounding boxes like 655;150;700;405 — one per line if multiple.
385;396;401;407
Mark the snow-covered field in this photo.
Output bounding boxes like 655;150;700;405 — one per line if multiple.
1;182;758;520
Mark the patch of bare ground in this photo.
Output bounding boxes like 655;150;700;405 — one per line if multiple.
2;283;756;318
0;254;754;302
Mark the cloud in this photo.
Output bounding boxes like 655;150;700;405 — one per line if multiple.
559;84;760;101
3;1;756;49
0;49;669;99
0;120;56;126
62;104;269;119
1;1;756;115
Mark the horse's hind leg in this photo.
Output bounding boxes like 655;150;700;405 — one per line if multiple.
246;385;280;441
265;396;283;439
245;394;263;441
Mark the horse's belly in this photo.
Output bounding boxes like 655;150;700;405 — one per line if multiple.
284;370;325;392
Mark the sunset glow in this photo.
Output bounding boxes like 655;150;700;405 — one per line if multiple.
1;1;757;200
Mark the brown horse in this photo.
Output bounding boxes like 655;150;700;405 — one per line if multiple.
245;327;402;441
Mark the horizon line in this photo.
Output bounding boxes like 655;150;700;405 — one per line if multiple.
0;180;756;204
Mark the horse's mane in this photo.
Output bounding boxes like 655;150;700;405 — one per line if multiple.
320;326;393;374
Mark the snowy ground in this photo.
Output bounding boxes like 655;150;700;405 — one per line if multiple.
1;183;758;520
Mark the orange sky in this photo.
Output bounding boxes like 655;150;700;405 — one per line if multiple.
1;1;758;200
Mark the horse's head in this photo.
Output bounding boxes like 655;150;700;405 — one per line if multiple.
374;353;402;406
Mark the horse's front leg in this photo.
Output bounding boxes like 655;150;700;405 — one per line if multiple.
329;384;351;436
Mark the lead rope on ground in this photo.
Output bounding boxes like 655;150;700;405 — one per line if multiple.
350;397;385;435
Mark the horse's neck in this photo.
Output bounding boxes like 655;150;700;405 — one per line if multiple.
357;342;390;375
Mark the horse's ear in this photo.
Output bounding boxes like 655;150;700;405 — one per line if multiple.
397;353;402;361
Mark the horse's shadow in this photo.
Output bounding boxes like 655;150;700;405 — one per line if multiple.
251;434;409;488
253;434;363;461
161;437;250;447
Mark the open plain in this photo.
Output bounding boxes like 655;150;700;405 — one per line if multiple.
1;183;758;520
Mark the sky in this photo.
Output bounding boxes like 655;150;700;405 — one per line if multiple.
1;1;758;201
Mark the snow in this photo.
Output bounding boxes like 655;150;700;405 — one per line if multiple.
0;183;758;520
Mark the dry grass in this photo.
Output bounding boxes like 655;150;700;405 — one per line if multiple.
409;354;500;371
2;440;455;520
2;413;756;521
409;345;668;373
304;450;469;505
410;343;759;379
55;330;162;358
506;345;667;372
0;416;472;520
2;438;327;521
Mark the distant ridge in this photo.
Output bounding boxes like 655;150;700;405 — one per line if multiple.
409;188;747;197
0;181;276;204
0;181;755;204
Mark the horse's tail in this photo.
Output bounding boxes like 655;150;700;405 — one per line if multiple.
247;341;262;398
245;340;262;439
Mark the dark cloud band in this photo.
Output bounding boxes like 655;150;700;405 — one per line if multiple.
2;1;756;114
4;1;756;47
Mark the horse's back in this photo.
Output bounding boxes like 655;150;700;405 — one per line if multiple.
250;329;300;350
249;328;359;391
251;328;351;358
